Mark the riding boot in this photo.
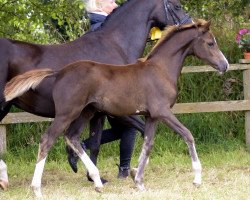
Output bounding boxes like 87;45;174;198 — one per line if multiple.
117;165;130;179
66;142;87;173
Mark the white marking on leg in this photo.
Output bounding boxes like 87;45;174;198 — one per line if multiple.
191;144;202;185
192;160;202;185
138;138;149;165
79;153;103;190
31;157;47;198
138;155;149;165
138;148;146;165
0;160;8;183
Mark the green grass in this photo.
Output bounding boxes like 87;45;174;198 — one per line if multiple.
1;146;250;200
1;111;250;199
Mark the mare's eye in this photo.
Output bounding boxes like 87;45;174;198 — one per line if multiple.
208;42;214;47
175;5;182;10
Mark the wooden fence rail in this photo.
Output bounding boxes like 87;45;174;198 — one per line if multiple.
1;63;250;154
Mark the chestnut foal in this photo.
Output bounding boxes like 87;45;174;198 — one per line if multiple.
4;20;228;196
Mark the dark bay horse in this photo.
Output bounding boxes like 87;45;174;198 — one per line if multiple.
0;0;192;189
4;20;229;197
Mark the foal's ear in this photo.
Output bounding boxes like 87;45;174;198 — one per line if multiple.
203;20;211;32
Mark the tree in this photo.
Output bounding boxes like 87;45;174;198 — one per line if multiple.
0;0;86;43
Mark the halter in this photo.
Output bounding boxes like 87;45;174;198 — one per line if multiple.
163;0;191;26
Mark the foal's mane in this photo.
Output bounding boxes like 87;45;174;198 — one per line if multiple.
140;19;208;61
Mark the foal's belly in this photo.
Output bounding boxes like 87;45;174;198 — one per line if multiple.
94;96;145;116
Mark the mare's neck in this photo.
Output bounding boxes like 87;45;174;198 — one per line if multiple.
93;0;157;63
146;28;197;84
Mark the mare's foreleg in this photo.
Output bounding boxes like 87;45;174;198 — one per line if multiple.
131;117;157;190
0;160;8;190
64;109;103;191
0;54;10;115
161;109;202;186
0;105;12;190
0;103;11;121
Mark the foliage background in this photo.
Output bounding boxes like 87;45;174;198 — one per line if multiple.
0;0;249;162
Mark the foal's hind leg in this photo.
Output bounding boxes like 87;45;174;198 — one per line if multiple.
66;112;105;174
64;109;103;192
31;116;70;198
131;117;157;190
31;112;100;198
160;109;202;186
88;113;105;167
84;113;105;183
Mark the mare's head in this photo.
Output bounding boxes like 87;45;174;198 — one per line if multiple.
189;20;229;73
152;0;192;28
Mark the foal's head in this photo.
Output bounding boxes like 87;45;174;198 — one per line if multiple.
191;21;229;73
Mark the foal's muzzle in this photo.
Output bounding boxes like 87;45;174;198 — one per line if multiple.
217;61;229;75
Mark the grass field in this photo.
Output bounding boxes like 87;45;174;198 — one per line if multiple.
1;103;250;199
1;139;250;200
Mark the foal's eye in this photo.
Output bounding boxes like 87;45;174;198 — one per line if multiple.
208;42;214;47
174;5;182;10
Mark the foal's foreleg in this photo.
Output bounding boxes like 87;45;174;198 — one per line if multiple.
88;113;105;166
132;117;157;190
161;109;202;186
64;111;103;192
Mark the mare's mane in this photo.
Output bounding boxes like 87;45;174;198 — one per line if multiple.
140;19;208;61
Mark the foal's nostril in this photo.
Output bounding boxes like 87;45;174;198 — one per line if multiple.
224;62;229;72
221;63;229;73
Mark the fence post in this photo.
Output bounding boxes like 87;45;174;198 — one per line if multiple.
243;69;250;152
0;125;6;155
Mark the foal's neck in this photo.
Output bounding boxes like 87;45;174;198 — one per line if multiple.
146;28;197;84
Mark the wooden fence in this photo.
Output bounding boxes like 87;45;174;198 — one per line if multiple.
1;63;250;154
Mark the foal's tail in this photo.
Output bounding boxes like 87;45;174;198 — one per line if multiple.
4;68;54;102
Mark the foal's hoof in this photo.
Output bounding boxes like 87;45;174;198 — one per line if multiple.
193;182;201;188
95;187;103;193
0;180;8;190
136;182;146;191
32;186;43;198
87;174;108;184
193;177;202;188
